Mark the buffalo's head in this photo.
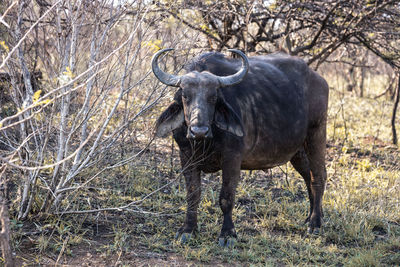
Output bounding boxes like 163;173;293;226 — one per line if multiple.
153;48;249;140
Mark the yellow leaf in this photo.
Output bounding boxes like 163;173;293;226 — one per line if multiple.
0;41;9;53
32;98;52;108
143;40;163;52
269;2;277;10
200;24;209;31
62;66;75;78
33;90;42;103
37;99;51;105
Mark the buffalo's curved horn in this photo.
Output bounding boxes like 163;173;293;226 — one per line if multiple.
218;49;249;87
151;48;181;87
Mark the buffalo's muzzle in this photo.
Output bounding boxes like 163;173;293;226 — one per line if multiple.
188;126;212;139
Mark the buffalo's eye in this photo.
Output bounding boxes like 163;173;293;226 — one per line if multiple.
182;94;190;102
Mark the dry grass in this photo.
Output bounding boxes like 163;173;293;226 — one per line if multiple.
9;84;400;266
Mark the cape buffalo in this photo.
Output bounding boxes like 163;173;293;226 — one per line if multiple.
152;48;329;246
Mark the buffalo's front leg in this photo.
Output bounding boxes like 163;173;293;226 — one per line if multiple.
176;157;201;243
218;156;241;247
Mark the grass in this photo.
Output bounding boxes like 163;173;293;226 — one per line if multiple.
9;86;400;266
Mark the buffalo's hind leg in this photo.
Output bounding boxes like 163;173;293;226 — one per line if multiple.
305;121;327;233
291;123;327;234
290;149;313;223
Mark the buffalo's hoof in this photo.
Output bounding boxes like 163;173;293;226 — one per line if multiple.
307;226;321;235
175;232;192;244
218;237;236;248
307;214;322;234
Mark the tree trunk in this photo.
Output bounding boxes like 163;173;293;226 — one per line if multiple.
0;194;14;267
359;50;368;97
392;74;400;145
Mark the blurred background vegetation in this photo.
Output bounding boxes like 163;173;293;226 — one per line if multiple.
0;0;399;265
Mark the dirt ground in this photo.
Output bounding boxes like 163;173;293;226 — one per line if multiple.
16;244;237;266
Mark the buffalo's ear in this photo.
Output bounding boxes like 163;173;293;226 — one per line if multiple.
155;102;184;138
214;98;244;137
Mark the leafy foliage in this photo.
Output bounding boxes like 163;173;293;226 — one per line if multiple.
157;0;400;69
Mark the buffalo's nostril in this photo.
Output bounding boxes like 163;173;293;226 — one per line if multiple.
190;126;209;138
